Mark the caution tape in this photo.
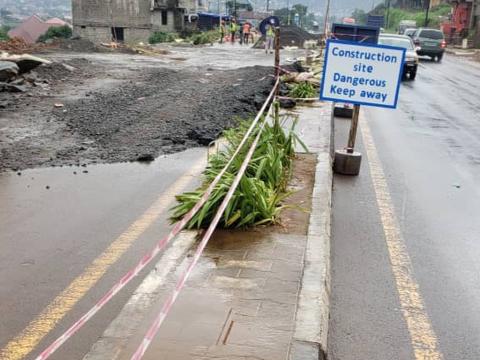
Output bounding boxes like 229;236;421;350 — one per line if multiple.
130;100;275;360
34;78;279;360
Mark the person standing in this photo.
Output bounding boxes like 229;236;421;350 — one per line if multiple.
265;24;274;54
243;22;251;44
230;18;237;44
220;20;226;44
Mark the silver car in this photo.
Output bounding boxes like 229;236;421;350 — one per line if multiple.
378;33;419;80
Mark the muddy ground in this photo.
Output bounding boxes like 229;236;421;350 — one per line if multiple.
0;50;274;172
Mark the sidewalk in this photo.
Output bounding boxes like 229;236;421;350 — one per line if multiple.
445;46;480;57
84;102;333;360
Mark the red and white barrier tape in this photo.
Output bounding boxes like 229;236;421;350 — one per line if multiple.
34;78;279;360
130;104;273;360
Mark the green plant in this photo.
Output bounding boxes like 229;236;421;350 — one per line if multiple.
37;25;72;43
148;31;176;44
289;82;317;98
0;26;9;41
189;30;220;45
170;107;307;229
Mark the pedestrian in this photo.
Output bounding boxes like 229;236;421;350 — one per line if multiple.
243;22;251;45
230;18;237;44
220;20;226;44
265;24;274;54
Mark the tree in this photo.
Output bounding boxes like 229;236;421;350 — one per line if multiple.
291;4;308;27
273;7;290;25
37;25;72;43
226;0;253;15
351;9;368;25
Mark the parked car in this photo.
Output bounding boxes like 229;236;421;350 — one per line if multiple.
398;20;417;34
411;28;446;62
378;33;419;80
404;28;417;38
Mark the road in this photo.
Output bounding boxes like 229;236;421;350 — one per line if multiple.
328;54;480;360
0;149;207;360
0;44;302;360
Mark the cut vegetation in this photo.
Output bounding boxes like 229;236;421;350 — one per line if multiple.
171;104;307;229
289;81;317;98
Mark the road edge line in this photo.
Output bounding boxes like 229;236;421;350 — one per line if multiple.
291;102;333;360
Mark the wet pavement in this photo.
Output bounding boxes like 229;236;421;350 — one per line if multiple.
0;149;206;360
0;60;324;360
328;55;480;359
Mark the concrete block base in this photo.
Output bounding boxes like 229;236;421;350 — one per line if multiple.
333;149;362;176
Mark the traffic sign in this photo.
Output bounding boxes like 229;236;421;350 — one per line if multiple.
320;39;406;109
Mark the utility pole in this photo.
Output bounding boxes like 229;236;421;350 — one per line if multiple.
266;0;270;12
385;0;391;29
323;0;331;38
287;0;291;25
424;0;430;27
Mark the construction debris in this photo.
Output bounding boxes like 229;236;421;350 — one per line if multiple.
0;61;19;82
0;37;50;54
0;53;51;73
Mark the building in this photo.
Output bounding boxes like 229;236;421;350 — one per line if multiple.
8;15;71;44
443;0;480;46
72;0;208;43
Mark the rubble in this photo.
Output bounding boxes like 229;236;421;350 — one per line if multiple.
0;37;50;54
0;53;51;73
0;61;19;81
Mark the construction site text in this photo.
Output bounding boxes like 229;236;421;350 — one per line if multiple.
320;40;405;109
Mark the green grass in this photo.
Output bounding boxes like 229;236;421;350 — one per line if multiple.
170;104;307;229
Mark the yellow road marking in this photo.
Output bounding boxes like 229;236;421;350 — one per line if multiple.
0;157;206;360
360;114;443;360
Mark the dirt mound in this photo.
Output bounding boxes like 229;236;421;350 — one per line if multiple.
34;59;92;83
57;66;274;163
279;25;319;48
53;38;101;52
0;65;274;171
253;25;319;49
0;38;52;54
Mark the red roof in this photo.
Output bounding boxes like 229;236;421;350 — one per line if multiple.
8;15;66;44
46;18;69;26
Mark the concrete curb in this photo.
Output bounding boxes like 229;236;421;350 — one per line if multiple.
445;47;479;56
290;102;333;360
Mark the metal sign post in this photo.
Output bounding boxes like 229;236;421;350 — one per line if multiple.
274;27;280;78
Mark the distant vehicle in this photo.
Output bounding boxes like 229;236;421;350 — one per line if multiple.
342;17;356;24
411;28;446;62
404;28;416;37
378;33;419;80
398;20;417;34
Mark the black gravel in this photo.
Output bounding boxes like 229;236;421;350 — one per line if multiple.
0;65;274;171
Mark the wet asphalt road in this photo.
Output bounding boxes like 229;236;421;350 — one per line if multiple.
328;55;480;360
0;149;206;360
